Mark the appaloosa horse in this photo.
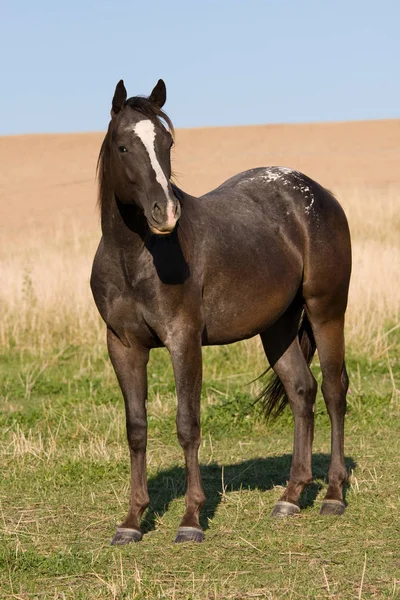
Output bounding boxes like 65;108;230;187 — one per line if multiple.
90;79;351;544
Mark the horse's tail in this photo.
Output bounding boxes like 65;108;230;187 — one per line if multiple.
256;311;316;420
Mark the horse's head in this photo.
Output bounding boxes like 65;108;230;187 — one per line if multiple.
103;79;180;235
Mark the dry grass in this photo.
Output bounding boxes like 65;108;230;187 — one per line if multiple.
0;184;399;357
338;183;400;355
0;221;102;352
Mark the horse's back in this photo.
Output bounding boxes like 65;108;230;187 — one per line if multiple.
199;165;350;261
200;166;339;221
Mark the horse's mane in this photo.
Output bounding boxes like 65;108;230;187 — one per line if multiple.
97;97;174;212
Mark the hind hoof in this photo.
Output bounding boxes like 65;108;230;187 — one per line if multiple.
110;527;142;545
270;501;300;517
174;526;204;543
320;499;346;516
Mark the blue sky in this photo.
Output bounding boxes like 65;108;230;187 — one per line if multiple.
1;0;399;135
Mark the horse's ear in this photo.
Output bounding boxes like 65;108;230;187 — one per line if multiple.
111;80;127;117
149;79;166;108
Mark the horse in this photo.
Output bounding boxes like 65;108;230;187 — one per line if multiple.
90;79;351;545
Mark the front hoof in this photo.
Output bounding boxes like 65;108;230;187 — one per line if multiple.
270;501;300;518
174;526;204;544
320;499;346;516
110;527;142;546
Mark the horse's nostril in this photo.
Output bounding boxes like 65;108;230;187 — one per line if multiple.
174;202;180;217
152;202;162;223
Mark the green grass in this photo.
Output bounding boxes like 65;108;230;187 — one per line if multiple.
1;341;399;599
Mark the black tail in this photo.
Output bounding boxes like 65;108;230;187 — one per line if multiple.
255;312;317;420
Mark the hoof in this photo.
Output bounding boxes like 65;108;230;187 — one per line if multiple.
110;527;142;546
320;499;346;516
270;501;300;518
174;526;204;544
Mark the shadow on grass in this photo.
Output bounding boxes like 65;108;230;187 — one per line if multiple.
142;454;356;532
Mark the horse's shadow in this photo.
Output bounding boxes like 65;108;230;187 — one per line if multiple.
142;453;356;532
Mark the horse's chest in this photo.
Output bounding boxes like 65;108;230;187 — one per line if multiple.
93;277;148;344
91;252;155;347
93;260;191;350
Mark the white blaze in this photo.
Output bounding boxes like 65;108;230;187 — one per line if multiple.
132;119;176;227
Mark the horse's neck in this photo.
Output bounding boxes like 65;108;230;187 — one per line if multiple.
101;191;147;251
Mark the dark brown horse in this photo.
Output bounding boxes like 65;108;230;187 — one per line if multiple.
90;79;351;545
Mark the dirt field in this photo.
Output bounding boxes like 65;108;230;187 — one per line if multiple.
1;118;399;240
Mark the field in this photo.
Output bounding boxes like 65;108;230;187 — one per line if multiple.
1;119;400;599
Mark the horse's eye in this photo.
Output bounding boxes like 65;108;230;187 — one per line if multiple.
118;145;128;153
169;139;174;149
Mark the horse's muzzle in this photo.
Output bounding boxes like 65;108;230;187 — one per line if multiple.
149;200;181;235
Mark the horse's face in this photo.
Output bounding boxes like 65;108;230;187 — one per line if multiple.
109;80;180;235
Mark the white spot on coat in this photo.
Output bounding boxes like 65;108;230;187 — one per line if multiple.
240;166;317;215
305;197;315;214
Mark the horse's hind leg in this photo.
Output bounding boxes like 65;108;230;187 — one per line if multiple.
260;313;317;516
302;188;351;514
305;311;349;514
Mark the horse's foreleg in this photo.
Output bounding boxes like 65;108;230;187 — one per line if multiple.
107;327;150;545
169;332;205;543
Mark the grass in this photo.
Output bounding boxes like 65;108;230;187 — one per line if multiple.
1;183;400;598
1;344;399;599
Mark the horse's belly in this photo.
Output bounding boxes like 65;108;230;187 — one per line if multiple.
203;292;295;345
202;257;302;345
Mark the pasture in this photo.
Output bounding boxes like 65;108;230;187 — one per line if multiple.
1;119;399;598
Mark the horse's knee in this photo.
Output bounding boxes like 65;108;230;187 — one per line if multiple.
176;415;201;450
127;416;147;452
